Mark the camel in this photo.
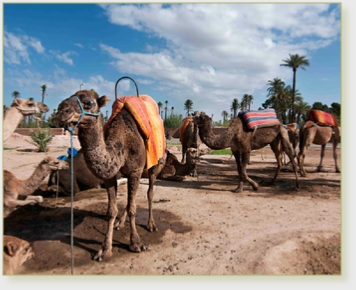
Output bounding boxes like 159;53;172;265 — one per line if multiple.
47;148;200;196
193;112;299;192
3;156;69;208
3;98;49;141
3;235;34;275
55;90;167;261
298;121;340;177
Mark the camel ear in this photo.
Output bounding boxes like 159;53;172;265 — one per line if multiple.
4;241;18;257
11;98;21;107
98;96;110;108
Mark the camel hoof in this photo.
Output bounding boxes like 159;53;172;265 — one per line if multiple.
129;242;147;253
233;187;243;193
147;223;158;232
93;249;112;262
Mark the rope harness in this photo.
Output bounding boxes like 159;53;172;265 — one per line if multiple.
65;96;99;275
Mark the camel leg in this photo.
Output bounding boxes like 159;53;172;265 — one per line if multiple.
4;196;43;208
333;139;340;173
317;144;326;172
126;173;146;252
181;145;187;163
279;137;300;190
270;139;283;185
146;165;163;232
232;151;258;193
93;177;118;262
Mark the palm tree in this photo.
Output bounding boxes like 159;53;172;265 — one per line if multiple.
41;84;47;103
280;53;310;122
164;100;168;121
11;90;20;99
157;101;163;118
246;95;254;110
241;94;251;111
184;99;193;116
171;106;174;116
267;78;285;98
221;110;229;125
230;98;239;117
294;99;311;126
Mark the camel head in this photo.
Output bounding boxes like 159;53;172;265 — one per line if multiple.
11;98;49;116
55;90;109;126
193;111;211;127
43;156;69;171
186;148;200;165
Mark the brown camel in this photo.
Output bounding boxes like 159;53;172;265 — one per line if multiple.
298;121;340;177
193;112;299;192
178;117;201;177
47;148;200;196
55;90;167;261
3;156;69;208
3;98;49;141
3;235;34;275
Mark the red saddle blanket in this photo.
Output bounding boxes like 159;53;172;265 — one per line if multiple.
103;95;166;169
178;117;193;145
239;108;280;129
306;109;338;127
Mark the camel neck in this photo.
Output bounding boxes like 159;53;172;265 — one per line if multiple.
77;114;123;180
199;120;235;150
18;163;51;195
3;107;24;141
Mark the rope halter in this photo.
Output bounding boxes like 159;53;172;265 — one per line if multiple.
66;96;100;135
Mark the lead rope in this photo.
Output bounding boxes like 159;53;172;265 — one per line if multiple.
64;96;100;275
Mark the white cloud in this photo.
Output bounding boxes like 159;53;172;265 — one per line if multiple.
99;3;339;117
50;50;77;66
4;31;45;64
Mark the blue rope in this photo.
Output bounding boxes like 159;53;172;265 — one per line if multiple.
65;95;100;275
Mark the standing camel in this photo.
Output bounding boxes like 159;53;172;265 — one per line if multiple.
3;98;49;141
193;112;299;192
55;90;166;261
298;110;340;177
4;156;69;208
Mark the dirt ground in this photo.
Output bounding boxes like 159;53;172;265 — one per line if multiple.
2;133;341;276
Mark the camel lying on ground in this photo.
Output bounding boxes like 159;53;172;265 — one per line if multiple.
47;148;200;195
193;112;299;192
3;235;34;275
3;98;49;142
3;156;69;208
298;120;340;177
55;90;167;261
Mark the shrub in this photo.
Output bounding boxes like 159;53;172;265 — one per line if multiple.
28;129;54;152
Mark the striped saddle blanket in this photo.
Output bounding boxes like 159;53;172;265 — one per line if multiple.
306;109;338;127
103;95;166;169
238;108;280;129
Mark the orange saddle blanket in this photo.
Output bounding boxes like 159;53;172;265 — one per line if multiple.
306;109;338;127
178;117;194;145
103;95;166;169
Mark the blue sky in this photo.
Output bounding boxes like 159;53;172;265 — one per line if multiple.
3;2;341;122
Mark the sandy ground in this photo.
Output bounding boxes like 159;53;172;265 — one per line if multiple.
2;133;342;278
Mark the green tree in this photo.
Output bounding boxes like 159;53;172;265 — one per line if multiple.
171;106;174;116
28;129;54;152
221;110;229;124
294;99;311;126
157;101;163;118
164;100;168;121
11;90;20;99
246;95;254;110
230;98;239;117
280;53;310;122
164;113;183;128
184;99;194;116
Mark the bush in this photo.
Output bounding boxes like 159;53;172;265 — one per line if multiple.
28;129;54;152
